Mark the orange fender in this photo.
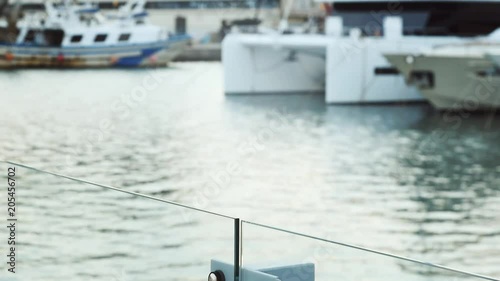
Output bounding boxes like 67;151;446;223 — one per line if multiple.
5;52;14;61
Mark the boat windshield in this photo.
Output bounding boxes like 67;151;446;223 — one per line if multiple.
23;29;64;47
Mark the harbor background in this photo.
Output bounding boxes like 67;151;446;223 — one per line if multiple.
1;0;500;279
7;0;284;39
6;0;285;61
1;63;500;280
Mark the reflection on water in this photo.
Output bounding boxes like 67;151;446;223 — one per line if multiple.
0;62;499;280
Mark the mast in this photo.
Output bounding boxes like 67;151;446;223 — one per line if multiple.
0;0;8;16
1;0;22;43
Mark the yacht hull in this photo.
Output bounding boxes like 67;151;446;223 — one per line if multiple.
385;53;500;110
223;34;328;95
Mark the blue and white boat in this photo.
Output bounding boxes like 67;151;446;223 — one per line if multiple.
0;0;190;68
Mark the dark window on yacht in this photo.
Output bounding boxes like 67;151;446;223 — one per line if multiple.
409;71;434;89
374;67;399;75
477;68;500;77
44;29;65;47
70;35;82;43
24;30;36;43
118;33;131;42
94;34;107;42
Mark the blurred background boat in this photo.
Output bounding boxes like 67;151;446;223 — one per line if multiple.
0;0;191;68
222;0;500;104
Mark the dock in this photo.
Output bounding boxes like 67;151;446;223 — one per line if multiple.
174;43;221;61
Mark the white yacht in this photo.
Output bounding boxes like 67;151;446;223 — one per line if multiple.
0;0;190;68
385;39;500;110
223;0;500;104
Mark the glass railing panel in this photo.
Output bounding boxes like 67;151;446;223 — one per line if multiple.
240;221;499;281
1;162;236;281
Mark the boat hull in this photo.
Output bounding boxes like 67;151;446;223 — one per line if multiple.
223;34;327;95
385;53;500;110
222;33;469;104
0;36;189;69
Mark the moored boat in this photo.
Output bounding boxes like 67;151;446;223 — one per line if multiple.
0;0;190;68
223;0;500;104
384;37;500;110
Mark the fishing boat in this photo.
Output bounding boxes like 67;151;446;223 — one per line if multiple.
0;0;190;68
384;37;500;110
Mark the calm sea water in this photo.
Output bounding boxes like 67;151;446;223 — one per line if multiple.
0;62;499;281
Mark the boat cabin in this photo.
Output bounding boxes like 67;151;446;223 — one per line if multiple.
22;29;64;46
